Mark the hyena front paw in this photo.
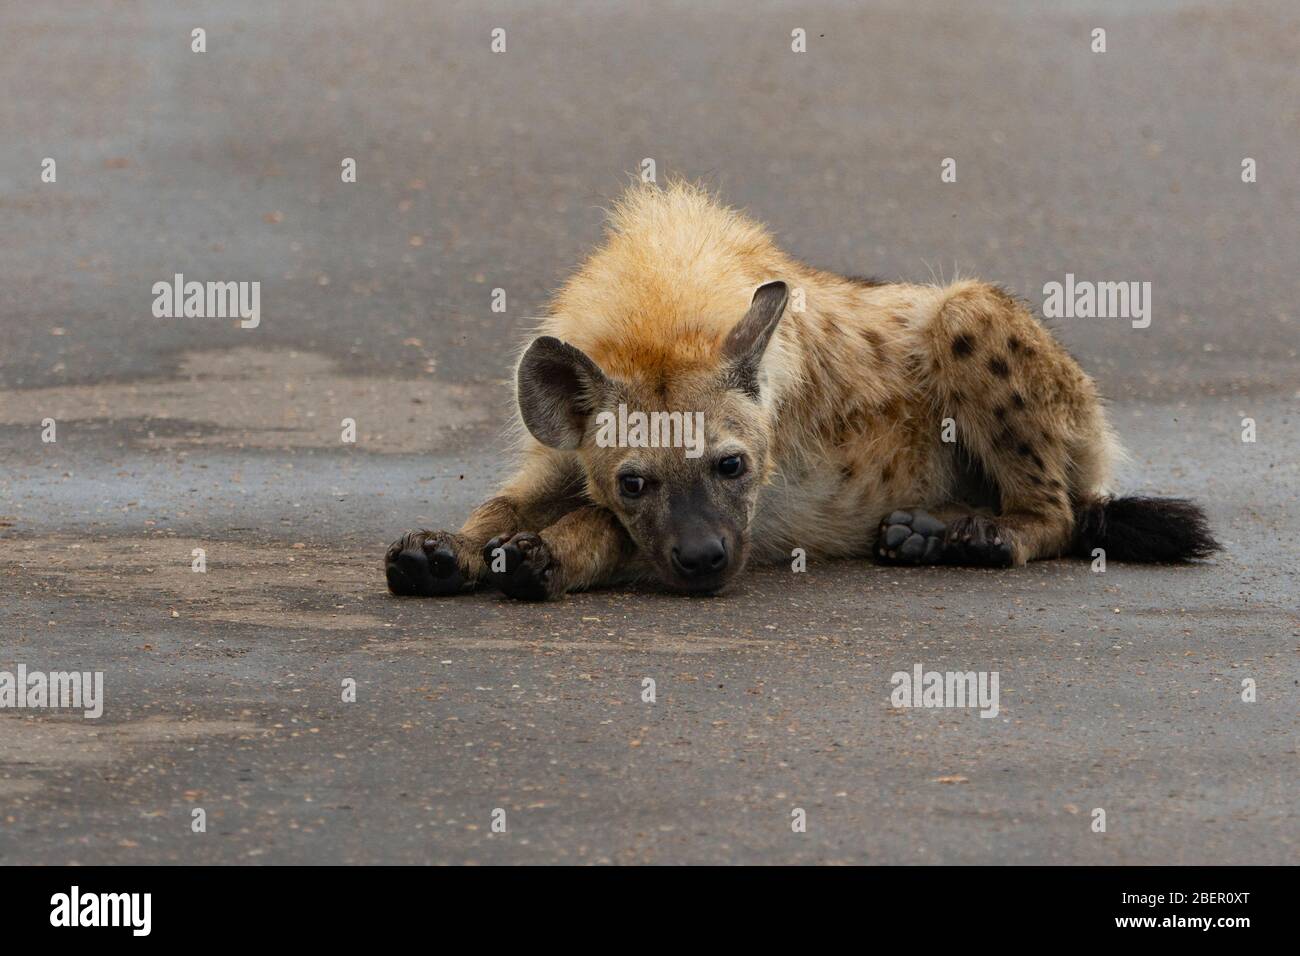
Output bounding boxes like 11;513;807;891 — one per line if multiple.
875;510;1013;567
483;532;558;602
385;530;468;596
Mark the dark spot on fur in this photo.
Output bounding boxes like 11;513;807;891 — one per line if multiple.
1017;442;1033;457
860;327;883;351
1011;391;1027;409
1031;452;1045;470
881;464;894;484
994;405;1008;420
890;314;908;327
951;334;975;358
988;356;1010;377
840;463;856;481
848;275;886;288
1007;335;1023;353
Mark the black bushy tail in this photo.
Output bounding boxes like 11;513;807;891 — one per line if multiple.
1072;496;1220;563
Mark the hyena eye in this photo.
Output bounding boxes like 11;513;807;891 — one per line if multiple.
718;455;746;478
619;474;646;497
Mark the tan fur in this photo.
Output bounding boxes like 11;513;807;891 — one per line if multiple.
386;181;1125;598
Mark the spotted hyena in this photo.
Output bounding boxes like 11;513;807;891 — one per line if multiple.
385;181;1216;600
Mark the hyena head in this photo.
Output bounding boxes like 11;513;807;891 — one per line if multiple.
516;281;789;593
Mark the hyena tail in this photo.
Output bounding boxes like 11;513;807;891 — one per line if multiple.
1071;496;1220;563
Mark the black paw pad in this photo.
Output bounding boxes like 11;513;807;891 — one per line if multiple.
384;531;466;596
483;533;555;601
877;509;947;565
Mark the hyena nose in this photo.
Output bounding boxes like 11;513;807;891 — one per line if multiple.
671;538;728;578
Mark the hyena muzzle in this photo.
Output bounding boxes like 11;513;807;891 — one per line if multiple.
385;182;1217;601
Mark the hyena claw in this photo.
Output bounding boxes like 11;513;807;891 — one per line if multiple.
942;514;1014;567
483;532;556;601
385;530;467;596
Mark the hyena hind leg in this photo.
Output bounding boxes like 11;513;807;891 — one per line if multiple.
879;280;1111;567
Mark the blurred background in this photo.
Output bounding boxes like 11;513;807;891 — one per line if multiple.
3;0;1296;399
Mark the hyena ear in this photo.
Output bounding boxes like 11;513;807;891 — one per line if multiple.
722;281;788;398
517;336;611;449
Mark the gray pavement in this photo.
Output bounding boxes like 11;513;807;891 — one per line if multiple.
0;0;1296;864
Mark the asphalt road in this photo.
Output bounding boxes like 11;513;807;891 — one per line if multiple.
1;1;1296;864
